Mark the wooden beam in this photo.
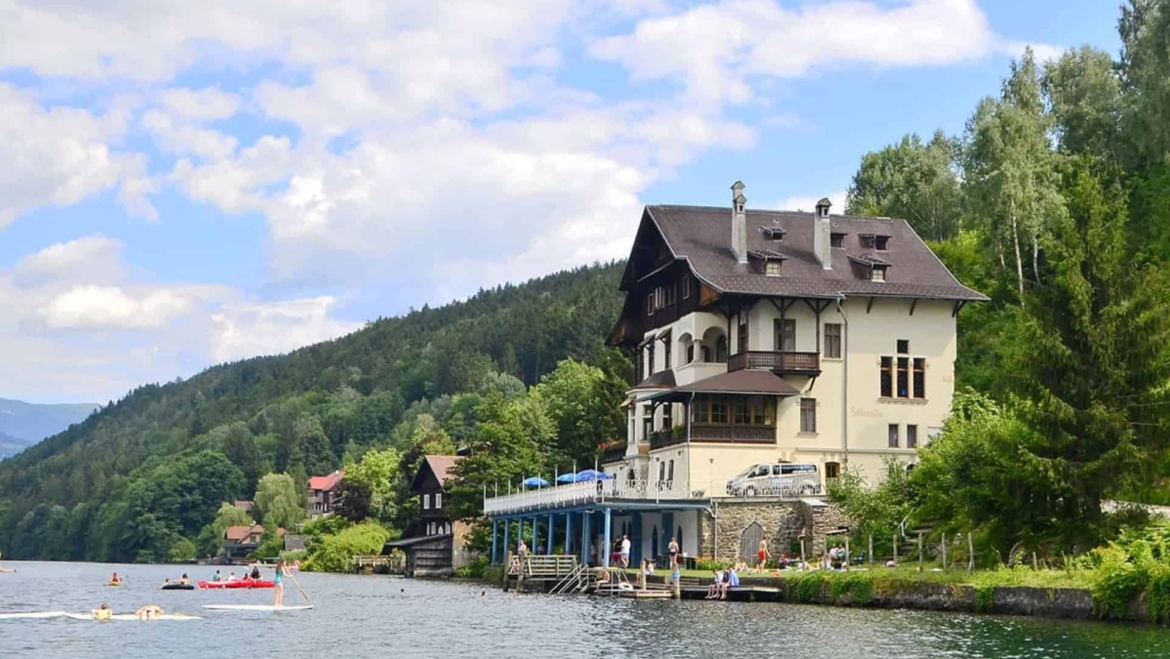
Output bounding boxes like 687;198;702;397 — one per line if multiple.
866;297;875;314
909;299;918;317
952;300;967;318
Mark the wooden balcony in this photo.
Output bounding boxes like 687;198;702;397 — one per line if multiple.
727;350;820;375
650;425;774;449
600;443;628;464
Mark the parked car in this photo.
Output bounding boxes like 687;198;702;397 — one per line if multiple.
726;462;822;497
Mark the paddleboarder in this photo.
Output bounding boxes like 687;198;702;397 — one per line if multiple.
273;558;286;607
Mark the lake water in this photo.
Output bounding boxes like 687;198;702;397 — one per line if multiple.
0;561;1167;658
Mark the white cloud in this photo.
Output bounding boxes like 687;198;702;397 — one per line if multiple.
591;0;1026;104
159;87;241;121
0;84;141;228
13;235;124;286
998;40;1066;64
776;190;847;214
210;297;362;362
40;285;195;330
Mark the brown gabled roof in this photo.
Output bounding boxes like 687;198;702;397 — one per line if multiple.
640;205;987;301
411;455;464;493
644;369;801;402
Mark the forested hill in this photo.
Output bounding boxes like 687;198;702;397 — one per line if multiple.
0;261;627;561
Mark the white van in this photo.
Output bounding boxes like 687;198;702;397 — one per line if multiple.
725;463;822;497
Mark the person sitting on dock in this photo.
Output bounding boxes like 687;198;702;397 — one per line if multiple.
718;566;741;600
705;569;723;599
595;566;611;584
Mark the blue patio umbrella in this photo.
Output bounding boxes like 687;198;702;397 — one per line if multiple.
556;473;578;484
574;469;613;482
522;476;551;488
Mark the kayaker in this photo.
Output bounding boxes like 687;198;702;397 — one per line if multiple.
110;572;121;585
93;603;112;620
273;559;286;607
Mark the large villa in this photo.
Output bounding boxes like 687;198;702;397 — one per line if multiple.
481;182;986;568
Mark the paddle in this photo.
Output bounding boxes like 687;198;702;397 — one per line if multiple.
287;568;310;604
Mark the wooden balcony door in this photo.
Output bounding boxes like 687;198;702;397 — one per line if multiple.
774;318;796;351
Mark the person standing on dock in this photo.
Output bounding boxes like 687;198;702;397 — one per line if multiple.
668;537;680;569
518;538;528;559
620;535;631;568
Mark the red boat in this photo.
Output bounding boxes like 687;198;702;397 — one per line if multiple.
197;579;275;589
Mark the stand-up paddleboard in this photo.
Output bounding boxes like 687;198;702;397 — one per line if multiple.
201;604;313;611
0;611;201;621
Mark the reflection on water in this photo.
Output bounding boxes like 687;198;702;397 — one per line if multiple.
0;562;1164;659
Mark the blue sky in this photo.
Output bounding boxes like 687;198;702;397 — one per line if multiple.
0;0;1123;403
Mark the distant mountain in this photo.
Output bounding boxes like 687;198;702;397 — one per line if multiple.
0;398;99;455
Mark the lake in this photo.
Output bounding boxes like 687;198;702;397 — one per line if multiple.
0;561;1166;658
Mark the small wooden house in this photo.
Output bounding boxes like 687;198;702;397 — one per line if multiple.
385;455;474;576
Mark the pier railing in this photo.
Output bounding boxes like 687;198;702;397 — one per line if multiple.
484;477;695;516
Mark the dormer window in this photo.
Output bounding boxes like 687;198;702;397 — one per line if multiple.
831;233;845;248
872;265;887;282
748;249;786;276
765;262;781;277
760;226;786;242
875;235;890;251
859;233;875;249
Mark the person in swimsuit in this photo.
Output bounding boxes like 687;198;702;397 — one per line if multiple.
179;573;190;586
668;537;680;569
757;538;770;571
135;604;164;620
109;572;120;584
273;559;286;607
93;603;112;620
250;565;261;580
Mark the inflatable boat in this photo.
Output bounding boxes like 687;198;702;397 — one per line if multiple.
197;578;274;589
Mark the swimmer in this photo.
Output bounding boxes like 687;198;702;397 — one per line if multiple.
110;572;121;585
0;551;15;573
135;604;164;621
93;603;112;620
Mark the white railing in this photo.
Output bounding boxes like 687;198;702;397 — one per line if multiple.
484;477;701;516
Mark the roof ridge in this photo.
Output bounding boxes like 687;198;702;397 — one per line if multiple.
646;204;904;223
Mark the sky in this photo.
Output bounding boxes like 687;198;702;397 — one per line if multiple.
0;0;1122;404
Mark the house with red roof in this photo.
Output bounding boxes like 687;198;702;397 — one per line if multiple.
307;470;344;519
223;523;285;561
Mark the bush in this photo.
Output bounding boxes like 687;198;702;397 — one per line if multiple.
168;537;196;563
301;522;392;573
694;559;734;571
456;556;490;578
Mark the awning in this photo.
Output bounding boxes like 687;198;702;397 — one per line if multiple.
629;369;677;391
644;369;801;402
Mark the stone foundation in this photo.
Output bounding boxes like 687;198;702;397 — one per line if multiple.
704;498;849;562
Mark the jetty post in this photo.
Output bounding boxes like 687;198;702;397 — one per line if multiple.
893;534;898;565
565;512;573;555
491;519;499;564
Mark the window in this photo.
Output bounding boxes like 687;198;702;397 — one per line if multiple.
765;261;782;277
872;266;887;282
897;340;909;354
752;397;772;425
800;398;817;433
701;345;713;363
738;315;749;354
715;336;728;363
664;339;672;370
646;293;654;315
662;403;673;430
423;493;430;510
643;410;654;439
830;233;845;248
897;357;909;398
435;492;442;509
634;346;644;383
711;398;729;424
875;235;890;250
888;424;900;448
647;343;655;375
824;323;842;358
666;283;676;306
682;275;691;299
659;461;665;481
733;399;749;425
668;460;675;482
860;234;874;248
913;358;926;399
880;356;893;397
775;318;796;352
907;424;918;449
825;462;841;479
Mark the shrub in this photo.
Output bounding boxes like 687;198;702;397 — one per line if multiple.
456;556;490;578
302;522;392;573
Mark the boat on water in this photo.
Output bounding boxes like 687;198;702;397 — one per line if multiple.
160;583;195;591
197;578;275;589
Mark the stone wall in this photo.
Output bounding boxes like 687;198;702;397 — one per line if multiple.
705;498;850;562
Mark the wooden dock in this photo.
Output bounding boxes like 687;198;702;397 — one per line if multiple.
351;554;405;575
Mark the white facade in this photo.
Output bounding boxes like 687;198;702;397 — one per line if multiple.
609;295;957;492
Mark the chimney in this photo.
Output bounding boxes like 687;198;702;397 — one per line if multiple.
731;181;747;264
814;197;832;269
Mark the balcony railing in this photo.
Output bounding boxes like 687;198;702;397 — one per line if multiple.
690;424;774;443
483;477;694;516
600;443;628;464
649;430;685;450
727;350;820;374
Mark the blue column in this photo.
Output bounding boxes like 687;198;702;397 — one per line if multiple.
517;518;524;552
603;508;612;568
565;512;573;554
547;514;554;554
632;512;643;565
491;519;499;564
503;518;511;559
531;517;538;554
582;511;591;566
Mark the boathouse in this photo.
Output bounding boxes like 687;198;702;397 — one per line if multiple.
386;455;474;576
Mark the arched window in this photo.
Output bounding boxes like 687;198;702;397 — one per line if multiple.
651;526;659;558
677;526;684;553
715;336;729;363
739;522;764;561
